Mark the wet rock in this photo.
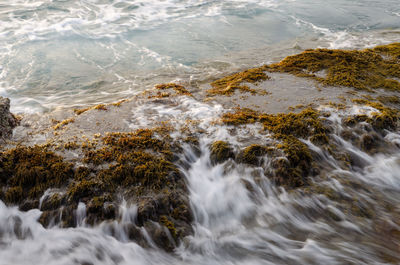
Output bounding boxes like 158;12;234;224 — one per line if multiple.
347;150;370;170
19;200;39;211
85;196;116;223
39;210;61;227
238;144;267;166
360;132;380;153
0;97;18;141
0;127;193;252
123;223;149;247
209;141;235;165
40;193;64;211
340;129;357;141
144;221;176;252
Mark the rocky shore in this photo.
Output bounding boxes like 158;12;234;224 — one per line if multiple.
1;43;400;256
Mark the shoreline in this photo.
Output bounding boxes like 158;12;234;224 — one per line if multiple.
1;43;400;261
4;28;400;115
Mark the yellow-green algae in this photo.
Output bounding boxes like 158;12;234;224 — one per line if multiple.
222;108;328;187
345;99;399;131
53;118;75;130
160;215;177;239
209;141;234;164
155;83;192;96
239;144;268;166
0;146;73;203
376;95;400;105
0;127;192;247
83;129;178;191
266;43;400;91
208;66;270;96
79;127;191;241
74;104;108;115
222;107;327;141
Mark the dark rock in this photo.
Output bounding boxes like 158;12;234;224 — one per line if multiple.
39;210;61;227
144;221;176;251
19;200;39;211
40;193;64;211
0;97;18;141
360;132;380;153
209;141;235;165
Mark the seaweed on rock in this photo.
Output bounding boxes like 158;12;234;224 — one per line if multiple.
0;127;192;250
74;104;108;115
155;83;192;96
208;67;270;96
79;128;192;245
349;99;399;131
53;118;75;130
238;144;268;166
0;146;74;204
209;141;235;164
266;43;400;91
222;108;328;187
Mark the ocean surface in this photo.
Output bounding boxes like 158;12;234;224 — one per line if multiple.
0;0;400;113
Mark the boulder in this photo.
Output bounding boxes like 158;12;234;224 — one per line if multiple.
0;97;17;141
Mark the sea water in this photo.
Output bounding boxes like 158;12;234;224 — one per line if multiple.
0;0;399;113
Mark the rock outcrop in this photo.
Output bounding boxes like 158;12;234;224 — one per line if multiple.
0;97;17;141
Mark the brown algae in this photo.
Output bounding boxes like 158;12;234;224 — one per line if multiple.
155;83;192;96
266;43;400;91
348;99;399;130
222;108;328;187
0;146;73;203
53;118;75;130
0;126;192;248
209;141;235;164
208;66;270;96
74;104;108;115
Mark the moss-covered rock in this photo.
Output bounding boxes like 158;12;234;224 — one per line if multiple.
266;43;400;91
238;144;268;166
0;146;74;204
351;99;399;131
210;141;234;164
221;108;328;187
0;127;192;251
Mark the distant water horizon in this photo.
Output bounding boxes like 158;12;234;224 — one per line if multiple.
0;0;399;113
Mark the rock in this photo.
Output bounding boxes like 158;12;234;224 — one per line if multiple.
0;97;18;141
360;132;380;153
209;141;235;165
238;144;267;166
0;127;193;252
144;221;176;252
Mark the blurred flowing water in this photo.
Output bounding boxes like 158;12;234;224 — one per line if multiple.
1;94;400;264
0;0;399;113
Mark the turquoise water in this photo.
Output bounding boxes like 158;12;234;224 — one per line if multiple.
0;0;399;112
